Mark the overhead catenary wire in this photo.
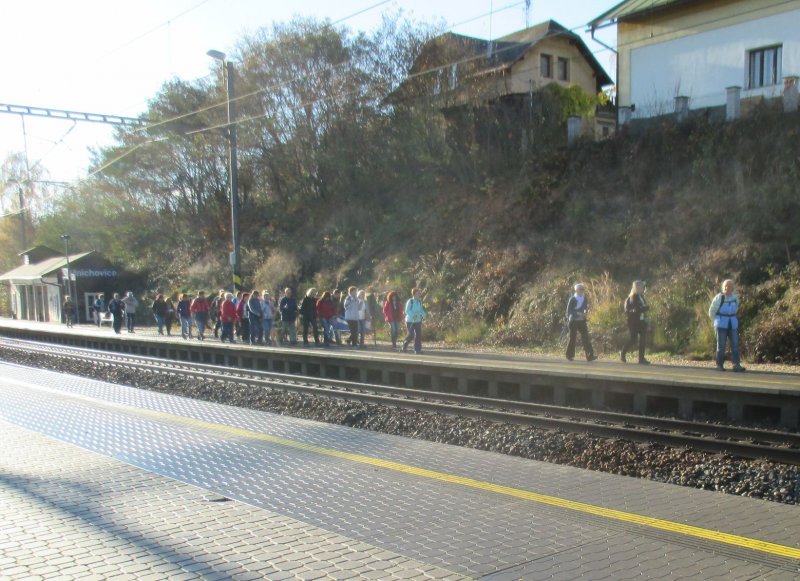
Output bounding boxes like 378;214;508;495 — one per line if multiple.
88;0;529;178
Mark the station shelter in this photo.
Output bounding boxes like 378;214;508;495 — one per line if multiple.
0;246;121;324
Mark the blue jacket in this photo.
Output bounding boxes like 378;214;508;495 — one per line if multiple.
709;293;739;330
404;298;427;323
247;296;264;319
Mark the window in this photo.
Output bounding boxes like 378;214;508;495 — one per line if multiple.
449;63;458;90
747;45;782;89
540;54;552;78
557;57;569;82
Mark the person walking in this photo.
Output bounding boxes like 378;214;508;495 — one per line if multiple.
152;294;168;335
565;283;597;362
164;297;176;336
247;290;265;345
300;288;320;347
93;294;106;326
621;280;650;365
62;295;75;328
402;288;427;354
343;287;360;347
279;288;299;345
219;292;237;343
121;291;139;333
709;279;746;372
316;291;336;347
383;291;404;349
107;293;125;335
262;290;275;346
177;293;193;339
190;291;210;340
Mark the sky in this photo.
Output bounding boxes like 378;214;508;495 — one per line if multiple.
0;0;619;186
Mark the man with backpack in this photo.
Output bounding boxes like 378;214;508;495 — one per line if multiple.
708;279;746;372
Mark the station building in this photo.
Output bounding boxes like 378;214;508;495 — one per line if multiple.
0;246;122;324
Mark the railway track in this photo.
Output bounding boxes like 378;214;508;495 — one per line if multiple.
1;336;799;465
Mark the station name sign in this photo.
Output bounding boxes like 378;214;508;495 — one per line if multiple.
72;269;118;278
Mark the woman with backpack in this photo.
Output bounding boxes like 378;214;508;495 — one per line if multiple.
621;280;650;365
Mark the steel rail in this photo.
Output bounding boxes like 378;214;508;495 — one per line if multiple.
1;337;799;464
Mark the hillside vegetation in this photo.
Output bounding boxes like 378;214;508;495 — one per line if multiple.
2;16;799;362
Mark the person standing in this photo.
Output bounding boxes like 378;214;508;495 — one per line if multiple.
236;292;250;343
356;289;370;348
343;287;360;347
621;281;650;365
300;288;320;347
152;294;168;335
316;291;336;347
190;291;210;340
565;283;597;362
402;288;427;354
177;293;193;339
107;293;125;335
709;279;746;372
247;290;265;345
121;291;139;333
331;289;343;345
219;292;237;343
279;288;299;345
261;290;275;346
93;294;106;326
210;289;225;338
62;295;75;328
383;291;404;349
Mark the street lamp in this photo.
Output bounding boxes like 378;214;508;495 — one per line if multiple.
207;49;242;292
60;234;74;322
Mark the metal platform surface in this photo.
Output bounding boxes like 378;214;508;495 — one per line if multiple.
2;318;800;428
0;362;798;580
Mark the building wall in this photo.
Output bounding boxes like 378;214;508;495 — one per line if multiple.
498;36;601;97
617;0;800;117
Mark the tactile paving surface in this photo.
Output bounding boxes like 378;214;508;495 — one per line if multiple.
0;419;465;580
0;362;799;580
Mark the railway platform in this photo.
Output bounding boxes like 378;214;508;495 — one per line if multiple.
0;362;798;580
1;318;800;428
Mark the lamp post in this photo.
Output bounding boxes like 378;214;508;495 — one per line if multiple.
207;49;241;292
60;234;74;323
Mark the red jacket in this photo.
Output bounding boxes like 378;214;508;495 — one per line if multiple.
316;298;336;320
383;299;404;323
220;299;237;323
235;296;249;320
190;297;210;314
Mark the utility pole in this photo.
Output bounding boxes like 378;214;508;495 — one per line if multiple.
17;185;26;250
226;59;242;292
208;50;242;292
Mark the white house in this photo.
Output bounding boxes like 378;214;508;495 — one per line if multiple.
590;0;800;119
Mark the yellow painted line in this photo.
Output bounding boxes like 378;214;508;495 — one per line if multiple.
6;375;800;560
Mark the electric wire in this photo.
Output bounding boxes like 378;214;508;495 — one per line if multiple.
88;0;528;178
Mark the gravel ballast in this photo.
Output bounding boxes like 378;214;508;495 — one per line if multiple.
1;346;798;505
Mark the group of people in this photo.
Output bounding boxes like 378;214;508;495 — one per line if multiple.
139;286;429;354
86;292;140;334
565;279;745;372
75;278;744;370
